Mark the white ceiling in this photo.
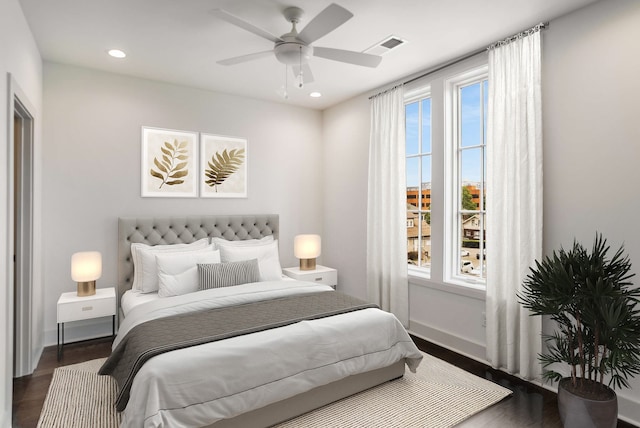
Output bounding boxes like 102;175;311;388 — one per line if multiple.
19;0;598;110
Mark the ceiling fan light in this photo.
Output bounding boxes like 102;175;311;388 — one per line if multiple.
274;42;311;65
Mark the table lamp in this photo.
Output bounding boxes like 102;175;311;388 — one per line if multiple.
294;234;321;271
71;251;102;296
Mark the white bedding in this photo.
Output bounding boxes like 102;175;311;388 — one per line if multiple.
120;275;296;317
120;290;160;317
115;280;423;427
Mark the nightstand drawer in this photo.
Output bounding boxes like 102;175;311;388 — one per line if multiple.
303;270;337;286
57;288;116;323
282;265;338;288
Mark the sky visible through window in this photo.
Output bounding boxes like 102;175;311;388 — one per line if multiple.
406;81;488;184
405;100;431;187
460;81;489;187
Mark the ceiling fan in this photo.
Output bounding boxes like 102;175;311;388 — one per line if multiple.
212;3;382;88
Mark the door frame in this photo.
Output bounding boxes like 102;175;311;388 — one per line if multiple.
8;73;35;377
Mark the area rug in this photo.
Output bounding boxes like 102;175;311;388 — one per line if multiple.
37;353;511;428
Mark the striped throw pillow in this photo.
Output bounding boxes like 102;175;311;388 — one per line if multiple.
197;259;261;289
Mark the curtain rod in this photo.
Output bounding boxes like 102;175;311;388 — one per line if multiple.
368;84;404;100
488;22;547;50
369;21;548;100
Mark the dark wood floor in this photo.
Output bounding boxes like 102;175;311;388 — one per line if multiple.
12;335;639;428
412;336;637;428
12;337;115;428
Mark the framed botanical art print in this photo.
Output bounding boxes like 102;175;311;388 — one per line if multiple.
141;127;198;197
200;134;247;198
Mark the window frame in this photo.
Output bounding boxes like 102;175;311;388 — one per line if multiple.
444;66;488;290
403;62;489;297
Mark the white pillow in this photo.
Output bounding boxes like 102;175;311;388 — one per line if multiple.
131;238;209;293
211;235;273;249
217;239;282;281
156;249;221;297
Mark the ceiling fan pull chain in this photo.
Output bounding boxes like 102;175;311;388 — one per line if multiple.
284;64;289;99
298;46;304;88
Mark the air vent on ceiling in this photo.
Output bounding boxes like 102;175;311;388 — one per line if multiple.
364;35;408;56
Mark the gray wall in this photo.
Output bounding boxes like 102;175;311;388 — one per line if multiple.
322;0;640;423
42;63;324;344
322;94;370;301
542;1;640;420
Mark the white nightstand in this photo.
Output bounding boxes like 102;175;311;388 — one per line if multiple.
282;265;338;289
57;287;116;360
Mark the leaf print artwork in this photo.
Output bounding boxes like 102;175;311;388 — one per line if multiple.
150;139;190;189
141;127;197;198
204;148;246;192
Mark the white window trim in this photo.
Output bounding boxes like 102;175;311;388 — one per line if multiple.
403;53;489;299
408;265;486;300
404;86;431;105
444;65;488;289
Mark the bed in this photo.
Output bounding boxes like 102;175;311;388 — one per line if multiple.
104;214;423;427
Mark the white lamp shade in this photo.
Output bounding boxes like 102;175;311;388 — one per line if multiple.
294;235;321;259
71;251;102;282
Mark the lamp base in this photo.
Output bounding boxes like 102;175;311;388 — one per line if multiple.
77;281;96;297
299;258;316;271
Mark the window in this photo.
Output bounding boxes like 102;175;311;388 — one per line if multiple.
405;91;432;271
405;63;488;291
450;74;488;285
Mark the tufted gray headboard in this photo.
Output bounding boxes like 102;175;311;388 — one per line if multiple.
117;215;279;317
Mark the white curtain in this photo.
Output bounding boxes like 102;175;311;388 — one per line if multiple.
367;85;408;326
486;28;543;379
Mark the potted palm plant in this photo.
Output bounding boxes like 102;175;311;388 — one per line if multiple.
519;233;640;428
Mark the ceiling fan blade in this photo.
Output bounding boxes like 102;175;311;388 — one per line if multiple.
217;50;274;66
292;63;315;84
211;9;282;44
313;47;382;68
297;3;353;44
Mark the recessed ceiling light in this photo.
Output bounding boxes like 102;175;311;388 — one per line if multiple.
108;49;126;59
309;92;322;98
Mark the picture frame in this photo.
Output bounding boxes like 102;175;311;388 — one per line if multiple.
141;127;198;197
200;133;247;198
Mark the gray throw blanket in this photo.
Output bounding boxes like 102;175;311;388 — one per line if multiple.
99;291;378;411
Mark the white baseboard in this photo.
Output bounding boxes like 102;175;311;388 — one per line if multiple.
617;393;640;426
0;410;9;428
44;318;114;348
408;320;640;427
31;344;43;374
408;320;487;364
